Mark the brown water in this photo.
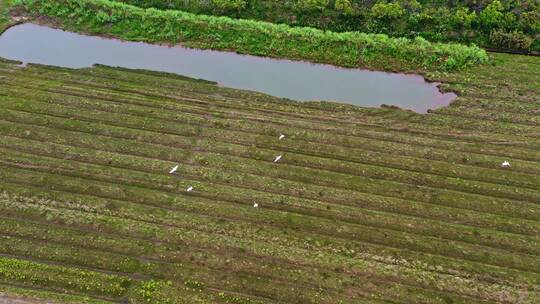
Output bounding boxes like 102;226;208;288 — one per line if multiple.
0;23;456;112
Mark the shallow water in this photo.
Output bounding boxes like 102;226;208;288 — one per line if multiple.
0;23;456;112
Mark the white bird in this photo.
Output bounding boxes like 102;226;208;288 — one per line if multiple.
279;134;285;140
169;165;179;174
253;203;259;208
273;155;282;163
501;161;511;168
186;186;193;192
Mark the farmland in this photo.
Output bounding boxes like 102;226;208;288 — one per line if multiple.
0;0;540;304
0;50;539;303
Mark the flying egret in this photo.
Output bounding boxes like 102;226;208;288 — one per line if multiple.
169;165;179;174
501;161;511;168
253;203;259;208
274;155;282;163
279;134;285;140
186;186;193;192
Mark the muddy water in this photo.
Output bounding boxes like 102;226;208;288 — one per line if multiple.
0;23;456;112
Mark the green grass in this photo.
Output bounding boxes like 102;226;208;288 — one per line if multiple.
113;0;540;53
0;0;14;33
12;0;488;72
0;283;113;304
0;2;538;302
0;50;538;303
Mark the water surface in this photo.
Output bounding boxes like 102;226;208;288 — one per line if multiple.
0;23;456;112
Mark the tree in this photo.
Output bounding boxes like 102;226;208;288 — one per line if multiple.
478;0;504;30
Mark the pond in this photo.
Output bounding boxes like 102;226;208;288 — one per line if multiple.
0;23;456;112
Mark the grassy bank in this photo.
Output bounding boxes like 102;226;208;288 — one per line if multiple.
12;0;488;72
115;0;540;53
0;51;539;302
0;0;15;33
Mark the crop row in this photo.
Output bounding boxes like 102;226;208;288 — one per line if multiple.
0;215;397;304
2;154;540;279
0;283;115;304
0;233;326;303
4;63;540;167
0;255;131;299
0;218;320;304
1;146;540;286
2;112;540;232
3;67;540;174
1;104;539;228
2;71;539;190
0;50;538;302
2;132;539;249
2;117;540;235
40;107;540;202
6;63;540;160
0;190;535;303
0;192;481;303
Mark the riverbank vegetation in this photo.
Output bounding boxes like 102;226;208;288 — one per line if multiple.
116;0;540;53
12;0;488;72
0;0;15;33
0;50;539;302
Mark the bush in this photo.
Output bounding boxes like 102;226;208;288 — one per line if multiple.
519;11;540;33
478;0;505;30
111;0;539;53
531;38;540;52
489;29;533;51
371;2;405;20
451;7;476;30
295;0;329;11
211;0;247;12
334;0;354;15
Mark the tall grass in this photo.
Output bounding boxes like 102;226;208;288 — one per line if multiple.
14;0;488;71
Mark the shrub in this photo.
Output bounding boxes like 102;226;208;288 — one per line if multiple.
451;7;476;30
111;0;539;53
478;0;505;30
531;38;540;52
334;0;354;15
397;0;421;13
519;11;540;33
489;29;533;51
211;0;247;12
295;0;329;11
371;2;405;20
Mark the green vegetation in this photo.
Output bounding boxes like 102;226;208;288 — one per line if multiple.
0;283;113;304
116;0;540;53
13;0;488;72
0;255;131;298
0;0;15;33
0;49;539;302
0;0;539;303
